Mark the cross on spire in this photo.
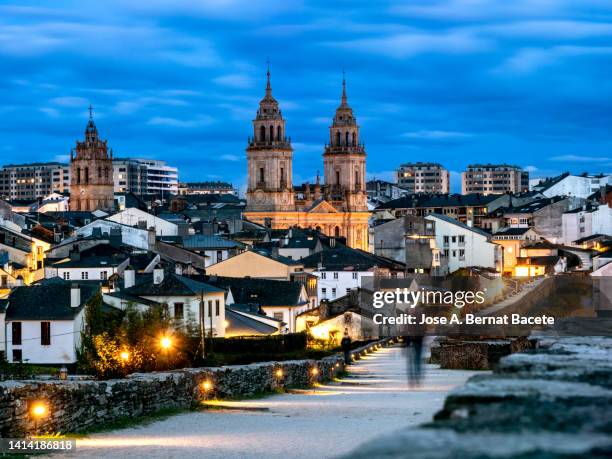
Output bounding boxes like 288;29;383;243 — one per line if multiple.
88;104;94;120
341;69;347;105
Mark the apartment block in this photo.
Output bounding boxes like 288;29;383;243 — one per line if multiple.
113;158;178;196
0;162;70;200
396;162;449;193
461;164;528;195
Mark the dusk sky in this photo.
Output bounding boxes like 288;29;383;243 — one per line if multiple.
1;0;611;193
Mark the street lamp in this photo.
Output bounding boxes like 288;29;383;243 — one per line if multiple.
30;402;47;436
201;380;212;391
160;336;172;350
275;368;283;378
120;351;130;362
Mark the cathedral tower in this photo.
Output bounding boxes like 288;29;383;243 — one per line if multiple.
323;76;367;211
245;67;295;212
69;108;114;211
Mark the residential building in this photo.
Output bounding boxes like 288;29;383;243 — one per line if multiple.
371;216;445;275
179;234;246;267
461;164;528;195
5;281;99;364
299;243;405;302
491;227;540;274
396;162;450;194
242;70;369;251
425;213;503;274
514;256;566;277
366;180;409;205
0;219;50;279
205;249;304;281
562;202;612;246
532;172;612;199
105;267;226;336
502;196;580;244
0;162;70;200
205;276;309;333
178;181;235;195
106;207;179;237
375;193;506;228
113;158;178;196
45;244;130;283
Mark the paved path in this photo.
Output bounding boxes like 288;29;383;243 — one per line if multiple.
57;345;478;459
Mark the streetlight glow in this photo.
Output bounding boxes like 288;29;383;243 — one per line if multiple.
275;369;283;378
31;403;47;418
311;367;319;376
160;336;172;349
202;381;212;391
120;351;130;361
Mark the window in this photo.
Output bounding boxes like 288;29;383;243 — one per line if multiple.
458;235;465;244
452;250;457;257
333;272;339;279
273;312;284;321
321;272;326;279
216;250;223;263
459;249;465;260
12;349;22;362
332;288;337;298
174;303;184;319
208;300;213;317
346;288;351;294
321;287;327;297
1;275;7;287
62;271;70;280
101;271;107;280
259;167;265;183
443;235;449;246
41;322;51;346
352;272;358;279
81;272;88;280
451;236;457;243
12;322;21;345
215;299;220;316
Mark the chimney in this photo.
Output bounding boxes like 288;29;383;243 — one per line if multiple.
153;265;164;285
175;263;183;276
69;245;81;261
71;284;81;308
124;266;135;289
329;237;336;248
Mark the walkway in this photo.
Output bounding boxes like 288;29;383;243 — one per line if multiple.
54;345;478;458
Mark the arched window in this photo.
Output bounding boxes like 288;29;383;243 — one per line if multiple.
77;168;81;185
104;167;109;180
270;125;274;141
355;170;360;190
345;132;349;146
98;167;102;179
260;125;266;142
84;167;89;184
336;131;341;146
336;170;340;185
334;226;341;237
352;132;356;146
277;126;282;141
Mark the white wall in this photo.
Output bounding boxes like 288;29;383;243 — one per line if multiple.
563;205;612;245
48;258;129;282
76;220;152;250
106;208;178;237
261;305;310;334
542;175;612;199
313;270;373;302
427;215;500;273
6;314;83;364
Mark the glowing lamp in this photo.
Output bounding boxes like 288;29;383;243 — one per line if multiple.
120;351;130;361
31;403;47;418
311;367;319;376
202;381;212;391
275;369;283;378
160;336;172;349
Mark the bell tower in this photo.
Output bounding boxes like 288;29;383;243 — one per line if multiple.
69;107;114;211
245;66;295;212
323;75;367;211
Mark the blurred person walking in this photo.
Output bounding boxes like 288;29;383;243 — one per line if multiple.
341;329;352;365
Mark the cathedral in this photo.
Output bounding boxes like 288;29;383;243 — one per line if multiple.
243;69;370;251
69;110;114;211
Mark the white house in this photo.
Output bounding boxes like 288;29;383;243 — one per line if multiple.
4;281;99;364
46;244;130;282
299;244;405;303
106;207;178;237
426;213;502;274
105;267;227;337
562;203;612;245
180;234;245;267
76;219;154;250
533;173;612;199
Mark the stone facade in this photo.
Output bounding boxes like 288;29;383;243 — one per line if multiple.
0;356;343;437
69;113;114;211
244;70;369;251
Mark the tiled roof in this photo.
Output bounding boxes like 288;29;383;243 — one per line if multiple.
124;273;225;296
5;281;99;320
300;244;405;271
504;197;565;214
206;276;306;307
376;193;498;210
182;234;245;250
225;308;279;335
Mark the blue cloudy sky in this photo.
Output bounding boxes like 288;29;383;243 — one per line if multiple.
1;0;611;192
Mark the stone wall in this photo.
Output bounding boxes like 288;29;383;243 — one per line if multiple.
343;336;612;458
0;355;343;437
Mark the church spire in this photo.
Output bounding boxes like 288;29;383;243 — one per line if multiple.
265;59;272;98
341;69;347;106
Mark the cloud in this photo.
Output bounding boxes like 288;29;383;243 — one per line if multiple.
496;46;612;74
53;154;70;162
327;31;489;59
483;20;612;40
213;74;253;89
524;165;538;172
401;130;472;140
147;115;214;128
50;96;88;107
550;154;611;162
39;107;60;118
220;154;241;162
